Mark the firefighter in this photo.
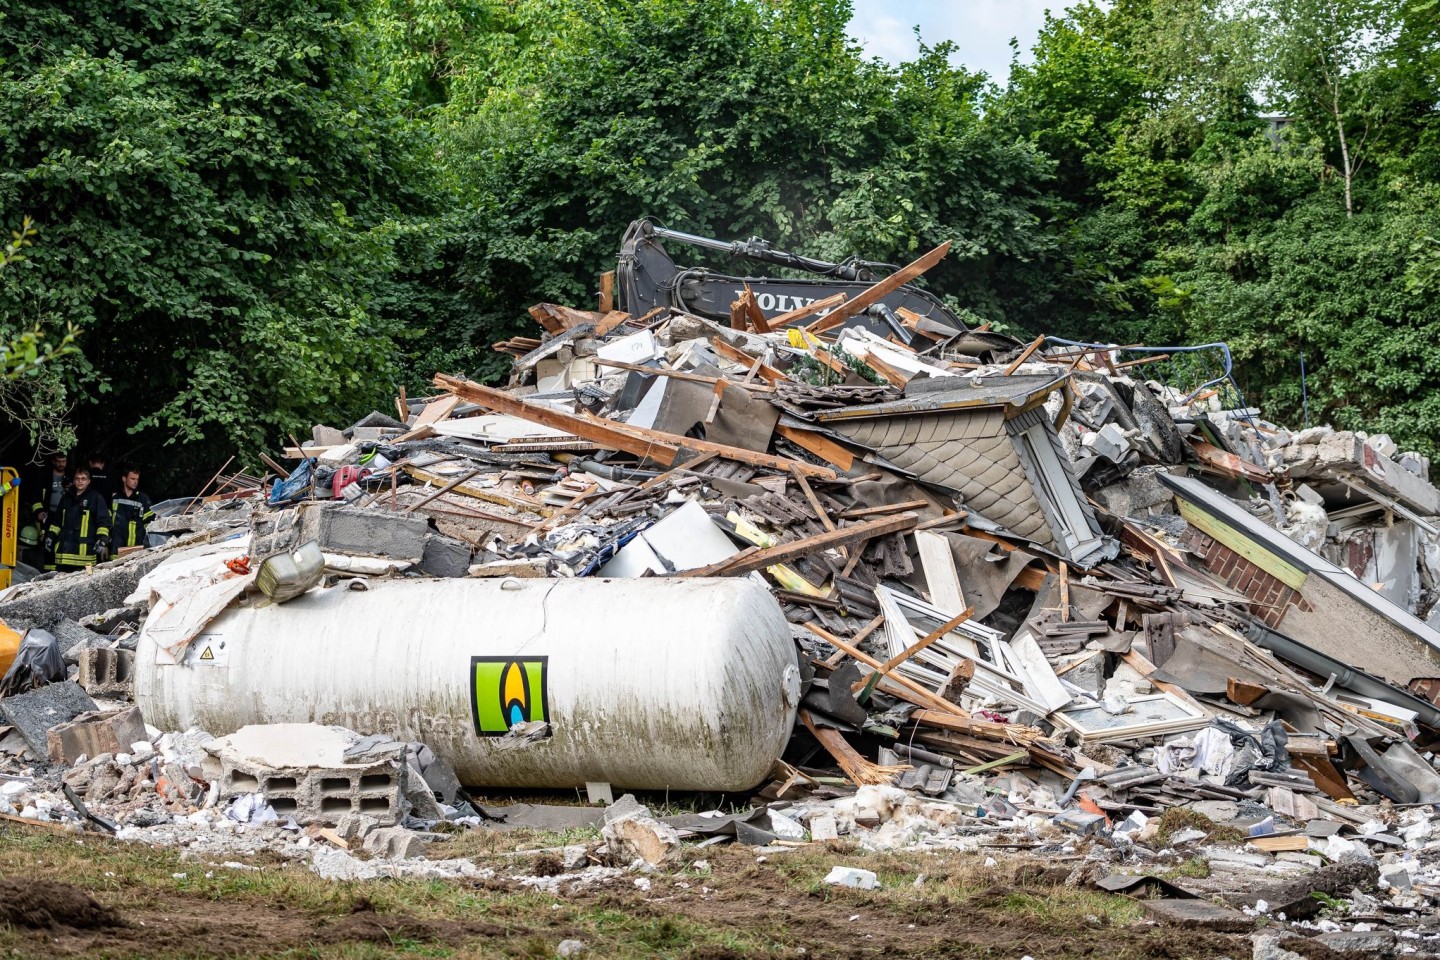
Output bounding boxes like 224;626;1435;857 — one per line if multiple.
28;451;68;571
110;467;155;550
44;467;110;572
28;451;68;528
86;451;115;502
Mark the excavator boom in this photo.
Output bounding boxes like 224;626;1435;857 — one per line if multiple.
615;219;968;343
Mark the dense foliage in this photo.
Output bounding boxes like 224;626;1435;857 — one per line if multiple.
3;0;1439;488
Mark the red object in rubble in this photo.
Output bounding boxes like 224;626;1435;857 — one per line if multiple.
226;556;251;575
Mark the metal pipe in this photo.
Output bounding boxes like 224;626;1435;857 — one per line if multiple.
1244;620;1440;729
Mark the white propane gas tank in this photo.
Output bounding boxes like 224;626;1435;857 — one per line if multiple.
134;576;800;791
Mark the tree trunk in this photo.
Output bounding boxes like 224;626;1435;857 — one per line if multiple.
1333;88;1354;217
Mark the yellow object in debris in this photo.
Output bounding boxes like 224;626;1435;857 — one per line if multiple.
0;618;20;679
726;511;828;596
786;328;820;351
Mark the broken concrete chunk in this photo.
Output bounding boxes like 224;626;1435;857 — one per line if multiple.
0;681;98;757
298;503;427;561
468;558;549;578
601;803;682;866
823;866;878;889
420;534;472;579
362;825;425;859
335;813;381;841
46;705;147;765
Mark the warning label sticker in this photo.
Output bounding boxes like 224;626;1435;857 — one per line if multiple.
186;635;229;666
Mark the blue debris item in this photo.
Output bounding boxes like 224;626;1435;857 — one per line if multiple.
269;458;317;506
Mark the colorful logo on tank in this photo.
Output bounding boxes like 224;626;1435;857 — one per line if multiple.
470;656;548;736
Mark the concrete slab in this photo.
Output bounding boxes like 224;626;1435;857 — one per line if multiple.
0;552;170;627
1139;898;1255;932
0;681;98;756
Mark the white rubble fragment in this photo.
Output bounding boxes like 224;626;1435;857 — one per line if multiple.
824;866;878;890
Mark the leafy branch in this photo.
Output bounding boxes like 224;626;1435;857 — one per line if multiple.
0;217;77;380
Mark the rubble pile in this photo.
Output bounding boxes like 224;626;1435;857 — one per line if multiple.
5;252;1440;950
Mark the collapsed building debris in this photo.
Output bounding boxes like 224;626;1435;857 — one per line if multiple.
5;235;1440;950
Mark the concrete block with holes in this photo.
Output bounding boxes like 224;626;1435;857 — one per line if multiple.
205;723;405;826
76;647;135;697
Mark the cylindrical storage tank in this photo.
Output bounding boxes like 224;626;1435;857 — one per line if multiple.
135;576;799;791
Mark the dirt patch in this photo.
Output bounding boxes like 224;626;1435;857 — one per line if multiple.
0;879;122;930
314;896;515;945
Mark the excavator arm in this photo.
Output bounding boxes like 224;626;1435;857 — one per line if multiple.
615;219;969;344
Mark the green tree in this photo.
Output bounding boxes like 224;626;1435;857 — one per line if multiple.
1257;0;1400;216
0;0;444;483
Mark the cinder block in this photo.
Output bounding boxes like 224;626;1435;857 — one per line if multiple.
363;826;425;859
47;706;148;765
76;648;135;697
420;534;472;578
218;758;402;826
297;503;427;561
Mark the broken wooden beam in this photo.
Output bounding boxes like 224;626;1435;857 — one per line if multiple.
808;241;953;335
681;512;918;578
433;374;684;467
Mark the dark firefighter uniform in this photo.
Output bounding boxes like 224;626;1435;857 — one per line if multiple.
46;488;111;570
110;490;155;549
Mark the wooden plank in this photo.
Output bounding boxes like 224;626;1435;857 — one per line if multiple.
1013;565;1048;592
908;708;1047;746
711;338;788;385
593;358;772;392
578;407;835;479
403;468;484;513
862;351;910;388
961;751;1030;775
767;292;846;330
729;296;749;331
259;453;291;480
527;303;565;334
598;271;615;313
740;284;768;332
1247;835;1310;853
682;512;918;578
401;465;551;516
854;606;976;694
807;241;953;335
1120;649;1211;715
774;424;854;472
529;303;603;331
594;310;631;336
1002;335;1046;375
1059;561;1071;622
396;395;461;442
916;530;965;614
433;375;683;467
799;710;905;785
1177;499;1307;590
788;470;833;525
839;499;931;520
682;545;761;579
808;623;968;718
1189;439;1274;483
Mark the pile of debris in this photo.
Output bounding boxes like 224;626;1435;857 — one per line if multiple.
4;241;1440;949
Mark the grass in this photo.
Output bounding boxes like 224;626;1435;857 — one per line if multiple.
765;844;1145;926
0;821;1192;960
1152;808;1246;847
